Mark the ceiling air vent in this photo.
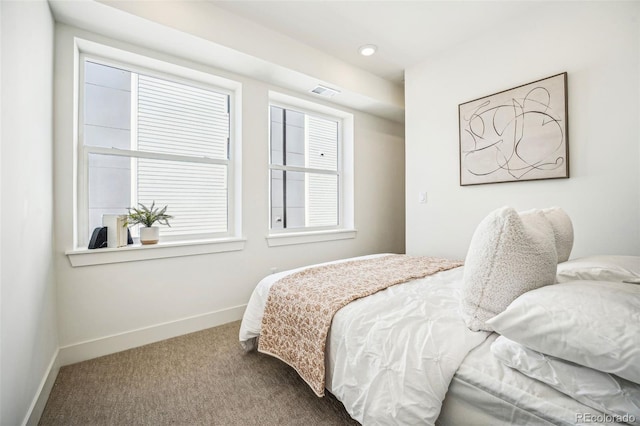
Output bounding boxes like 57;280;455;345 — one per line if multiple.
310;85;340;98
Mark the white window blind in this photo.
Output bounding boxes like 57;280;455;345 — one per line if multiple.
81;58;233;244
136;75;230;235
307;116;338;170
306;116;338;227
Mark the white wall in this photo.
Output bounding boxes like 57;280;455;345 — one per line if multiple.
405;1;640;259
54;25;405;362
1;1;58;425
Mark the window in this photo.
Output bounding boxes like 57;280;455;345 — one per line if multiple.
78;56;236;246
269;101;350;235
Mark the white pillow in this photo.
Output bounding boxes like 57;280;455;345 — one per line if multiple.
518;207;574;263
557;255;640;283
541;207;573;262
491;336;640;424
486;280;640;385
461;206;557;331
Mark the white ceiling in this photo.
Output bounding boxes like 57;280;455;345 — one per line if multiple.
51;0;558;122
212;1;545;84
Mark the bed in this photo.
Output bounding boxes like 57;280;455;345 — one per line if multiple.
239;207;640;425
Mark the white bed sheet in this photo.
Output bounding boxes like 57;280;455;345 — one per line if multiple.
438;334;630;426
239;254;389;350
239;255;489;425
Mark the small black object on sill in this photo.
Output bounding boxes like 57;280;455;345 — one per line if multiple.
88;227;108;249
88;227;133;249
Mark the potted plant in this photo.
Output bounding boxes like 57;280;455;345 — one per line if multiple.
125;201;172;245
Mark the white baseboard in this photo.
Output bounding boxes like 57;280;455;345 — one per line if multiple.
24;349;60;426
58;304;246;367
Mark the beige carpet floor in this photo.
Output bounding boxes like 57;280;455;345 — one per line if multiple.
40;321;359;425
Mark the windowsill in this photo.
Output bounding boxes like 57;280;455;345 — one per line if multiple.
66;237;246;267
266;229;357;247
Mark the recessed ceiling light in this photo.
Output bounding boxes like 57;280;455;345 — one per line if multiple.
358;44;377;57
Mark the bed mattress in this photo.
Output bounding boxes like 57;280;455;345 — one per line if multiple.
437;334;628;426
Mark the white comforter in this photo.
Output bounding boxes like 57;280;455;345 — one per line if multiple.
239;255;489;425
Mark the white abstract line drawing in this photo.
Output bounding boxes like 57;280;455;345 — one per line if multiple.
459;73;568;186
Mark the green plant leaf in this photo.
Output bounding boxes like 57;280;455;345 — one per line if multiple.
124;201;173;228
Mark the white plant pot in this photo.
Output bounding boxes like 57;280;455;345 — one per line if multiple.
140;226;160;245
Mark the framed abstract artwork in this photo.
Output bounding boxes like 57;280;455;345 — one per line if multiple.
458;73;569;186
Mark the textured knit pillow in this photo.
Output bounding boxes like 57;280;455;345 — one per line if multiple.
542;207;573;263
519;207;573;263
460;206;558;331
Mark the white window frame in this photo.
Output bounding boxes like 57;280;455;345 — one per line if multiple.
266;91;356;247
67;38;244;266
